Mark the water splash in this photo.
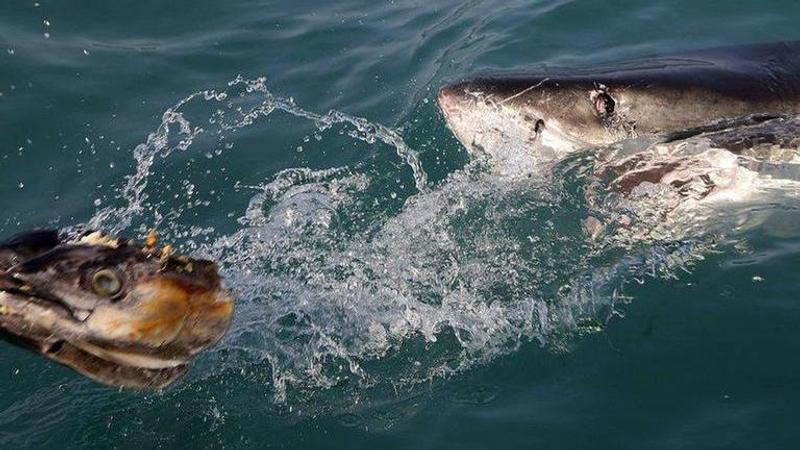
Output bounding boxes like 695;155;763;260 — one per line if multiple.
89;75;429;235
85;77;800;407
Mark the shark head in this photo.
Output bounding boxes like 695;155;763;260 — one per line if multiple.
438;77;624;159
438;43;800;160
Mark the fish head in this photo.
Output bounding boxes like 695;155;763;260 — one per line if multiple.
0;230;234;389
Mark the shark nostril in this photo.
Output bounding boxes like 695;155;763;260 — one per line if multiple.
437;83;473;113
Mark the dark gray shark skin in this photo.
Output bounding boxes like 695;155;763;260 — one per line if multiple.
438;41;800;156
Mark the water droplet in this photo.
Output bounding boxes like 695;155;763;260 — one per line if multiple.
7;48;14;55
94;199;102;206
17;182;24;189
83;49;90;56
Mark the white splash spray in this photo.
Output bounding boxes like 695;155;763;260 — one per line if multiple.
86;77;800;405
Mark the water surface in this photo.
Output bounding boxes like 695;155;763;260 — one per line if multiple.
1;1;799;448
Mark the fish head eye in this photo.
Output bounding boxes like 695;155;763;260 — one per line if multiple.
534;119;545;133
92;268;123;298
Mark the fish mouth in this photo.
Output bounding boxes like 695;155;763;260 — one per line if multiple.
0;281;234;389
0;291;186;388
31;337;191;390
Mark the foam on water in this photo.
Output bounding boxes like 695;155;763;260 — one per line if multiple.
85;77;800;407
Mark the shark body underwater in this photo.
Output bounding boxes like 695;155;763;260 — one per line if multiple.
0;229;234;389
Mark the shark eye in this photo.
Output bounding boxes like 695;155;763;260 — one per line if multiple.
590;88;616;118
92;269;122;298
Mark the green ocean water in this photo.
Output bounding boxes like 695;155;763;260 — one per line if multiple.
1;1;800;448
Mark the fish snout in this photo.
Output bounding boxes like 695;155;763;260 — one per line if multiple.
88;276;234;353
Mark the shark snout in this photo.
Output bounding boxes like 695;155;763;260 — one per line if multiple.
437;83;477;148
437;83;462;118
